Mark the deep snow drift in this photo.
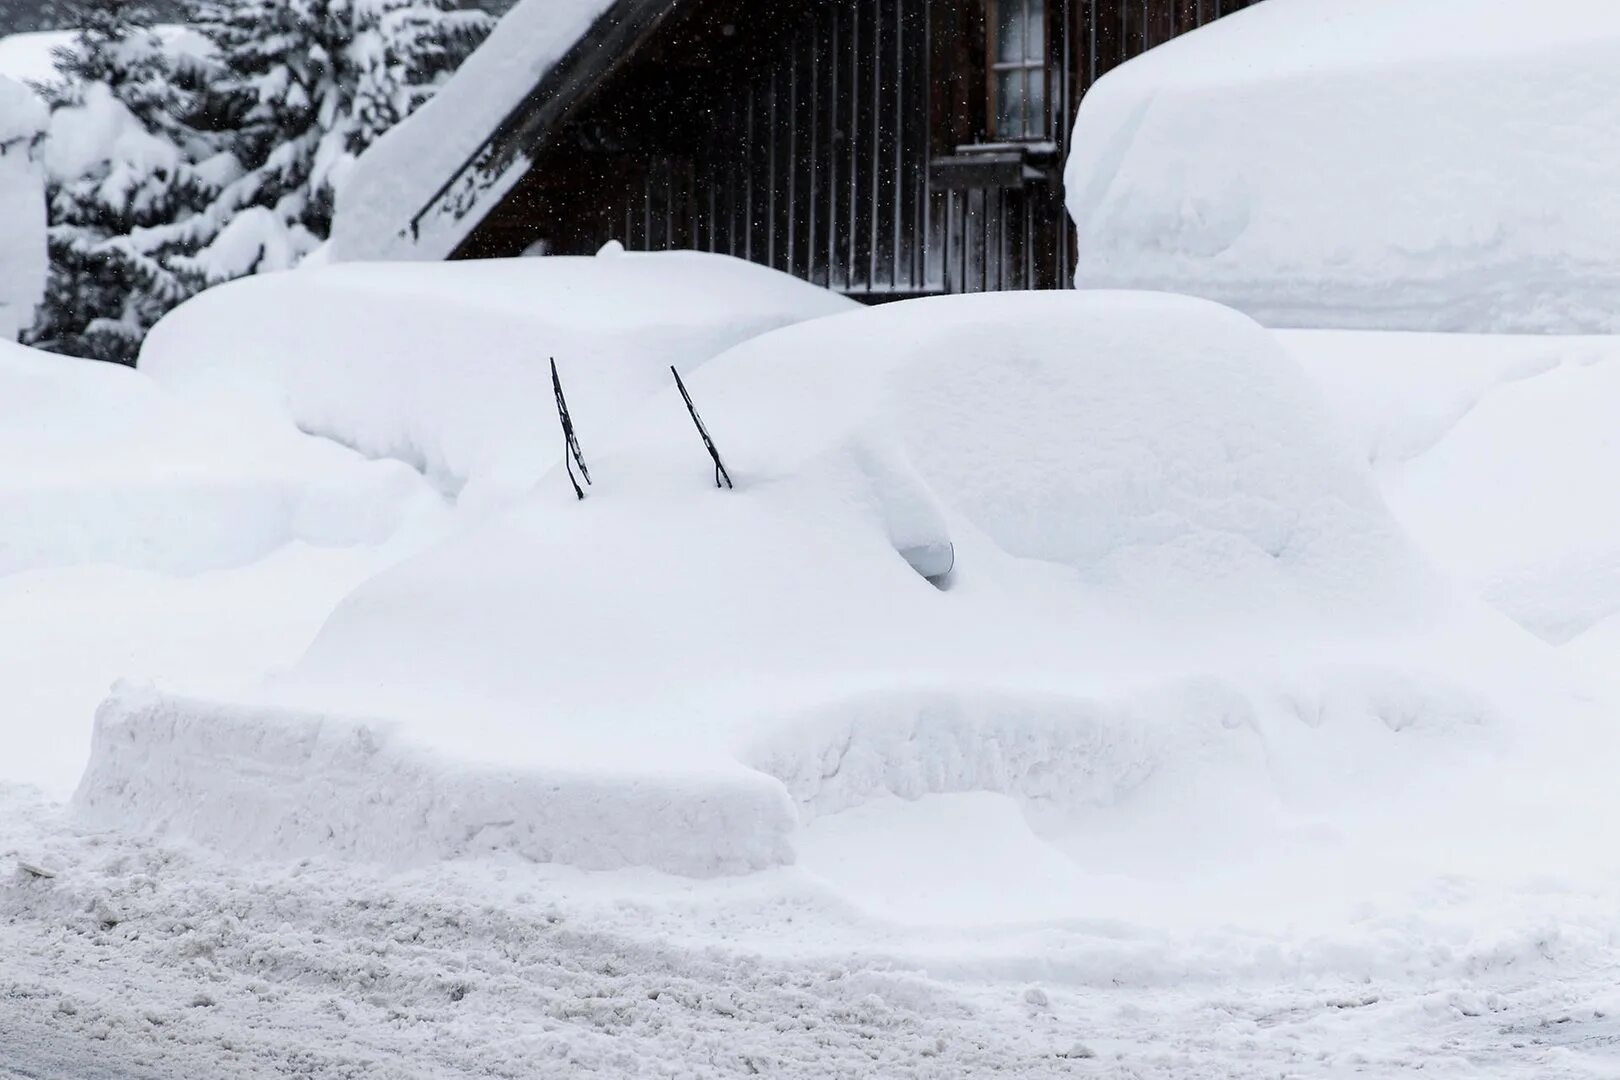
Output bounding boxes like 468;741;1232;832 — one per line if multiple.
79;291;1607;896
0;339;437;578
139;250;858;508
0;340;446;794
0;74;46;341
1283;330;1620;657
1065;0;1620;333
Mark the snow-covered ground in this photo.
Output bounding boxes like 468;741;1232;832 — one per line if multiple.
1282;332;1620;656
9;256;1620;1075
0;338;447;794
10;778;1620;1078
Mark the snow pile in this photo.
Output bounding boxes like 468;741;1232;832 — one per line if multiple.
1284;330;1620;651
0;75;46;341
0;338;445;795
330;0;617;261
1066;0;1620;333
139;250;859;508
0;29;74;85
81;291;1580;878
0;27;210;88
43;78;190;187
0;339;438;578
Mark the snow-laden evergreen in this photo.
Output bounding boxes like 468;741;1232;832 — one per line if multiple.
156;0;489;288
26;0;489;362
25;0;222;361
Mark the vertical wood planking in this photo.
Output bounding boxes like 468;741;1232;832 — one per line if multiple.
536;0;1259;301
846;0;862;289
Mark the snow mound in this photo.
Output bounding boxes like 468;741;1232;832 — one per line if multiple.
0;340;438;577
139;251;859;508
81;291;1564;878
0;74;46;341
1284;330;1620;648
1065;0;1620;333
0;30;75;86
330;0;617;262
76;684;795;876
0;26;211;89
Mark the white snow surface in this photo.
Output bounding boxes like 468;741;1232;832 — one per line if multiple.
1284;330;1620;655
0;75;46;341
13;292;1620;1074
1065;0;1620;333
0;339;439;578
80;291;1612;890
0;340;448;794
330;0;617;262
138;250;859;509
0;29;74;85
0;27;210;88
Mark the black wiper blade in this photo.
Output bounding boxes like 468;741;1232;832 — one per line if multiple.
671;366;733;490
551;357;591;500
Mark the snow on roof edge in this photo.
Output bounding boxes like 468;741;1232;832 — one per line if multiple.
330;0;630;263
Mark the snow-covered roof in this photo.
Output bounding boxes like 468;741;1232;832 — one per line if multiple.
1064;0;1620;334
330;0;636;263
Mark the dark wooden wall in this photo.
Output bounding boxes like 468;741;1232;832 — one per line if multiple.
457;0;1258;299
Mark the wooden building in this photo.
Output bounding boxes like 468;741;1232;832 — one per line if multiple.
411;0;1261;299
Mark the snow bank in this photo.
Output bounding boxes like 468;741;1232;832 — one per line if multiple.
1066;0;1620;333
84;291;1576;877
139;250;858;508
76;684;795;875
1284;330;1620;648
0;75;46;341
0;26;212;89
0;30;75;86
0;339;439;577
330;0;616;262
0;339;445;795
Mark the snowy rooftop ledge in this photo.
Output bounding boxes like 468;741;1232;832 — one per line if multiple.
329;0;622;262
1064;0;1620;333
79;286;1592;877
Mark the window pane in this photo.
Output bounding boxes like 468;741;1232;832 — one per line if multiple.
1026;0;1046;59
995;70;1022;137
996;0;1024;63
1026;68;1046;137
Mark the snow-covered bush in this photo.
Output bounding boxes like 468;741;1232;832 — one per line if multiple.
25;0;489;363
150;0;490;284
27;4;224;361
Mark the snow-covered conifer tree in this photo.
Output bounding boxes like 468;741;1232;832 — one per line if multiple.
26;0;224;361
164;0;489;286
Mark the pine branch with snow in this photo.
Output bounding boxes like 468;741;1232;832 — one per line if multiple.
163;0;491;286
24;0;225;361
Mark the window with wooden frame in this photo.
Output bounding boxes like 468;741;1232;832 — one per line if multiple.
988;0;1048;140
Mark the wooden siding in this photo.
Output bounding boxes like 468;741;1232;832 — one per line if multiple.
454;0;1258;299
